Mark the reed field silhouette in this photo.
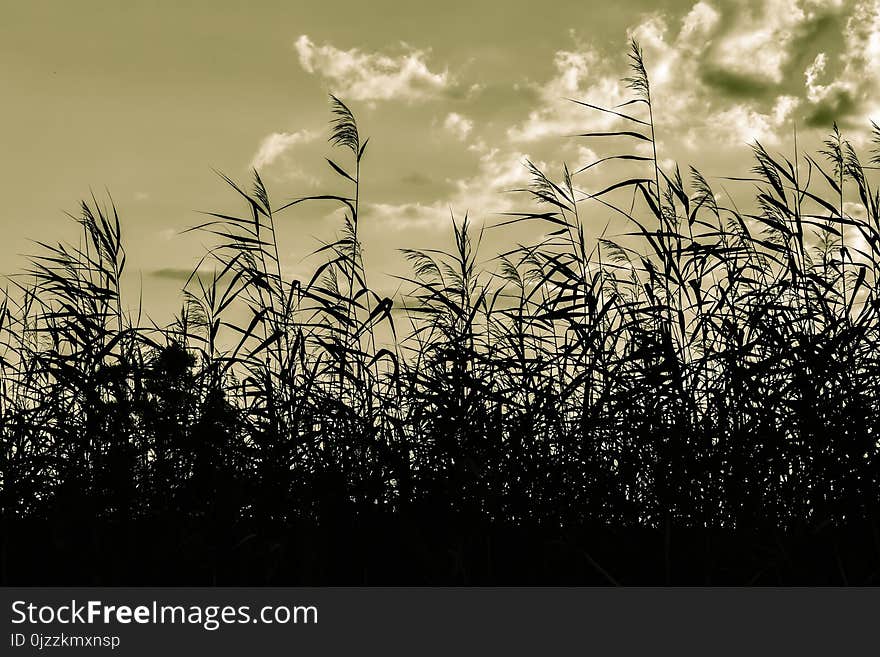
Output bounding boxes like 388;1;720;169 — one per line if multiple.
3;41;880;584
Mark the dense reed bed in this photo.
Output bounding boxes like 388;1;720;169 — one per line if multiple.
3;43;880;583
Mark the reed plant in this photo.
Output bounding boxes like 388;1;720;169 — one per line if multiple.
2;41;880;583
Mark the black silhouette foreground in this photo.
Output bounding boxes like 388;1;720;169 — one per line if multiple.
3;43;880;584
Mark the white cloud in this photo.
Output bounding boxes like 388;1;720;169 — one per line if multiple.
712;95;801;146
507;3;722;144
368;146;536;231
294;34;451;102
710;0;808;85
443;112;474;141
251;129;317;169
843;200;871;259
507;48;629;143
804;52;828;102
364;201;451;231
509;1;840;155
276;2;880;244
627;7;714;116
679;1;721;42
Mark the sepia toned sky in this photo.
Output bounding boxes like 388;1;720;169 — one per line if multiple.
2;0;879;322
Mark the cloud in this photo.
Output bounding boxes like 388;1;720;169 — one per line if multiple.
271;2;880;249
367;145;536;231
506;3;720;144
150;268;197;281
712;95;801;146
507;48;629;143
709;0;809;86
804;52;829;102
633;4;803;147
364;201;452;231
801;0;880;128
294;34;451;102
251;129;317;169
443;112;474;140
150;268;217;287
507;5;714;146
509;0;868;156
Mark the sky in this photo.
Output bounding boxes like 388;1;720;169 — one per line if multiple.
2;0;879;324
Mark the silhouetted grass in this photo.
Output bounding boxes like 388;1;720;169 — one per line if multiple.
3;42;880;584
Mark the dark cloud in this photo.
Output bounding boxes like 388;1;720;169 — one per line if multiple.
701;67;773;99
786;11;846;70
401;172;432;186
804;88;859;128
700;3;846;102
150;268;210;283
